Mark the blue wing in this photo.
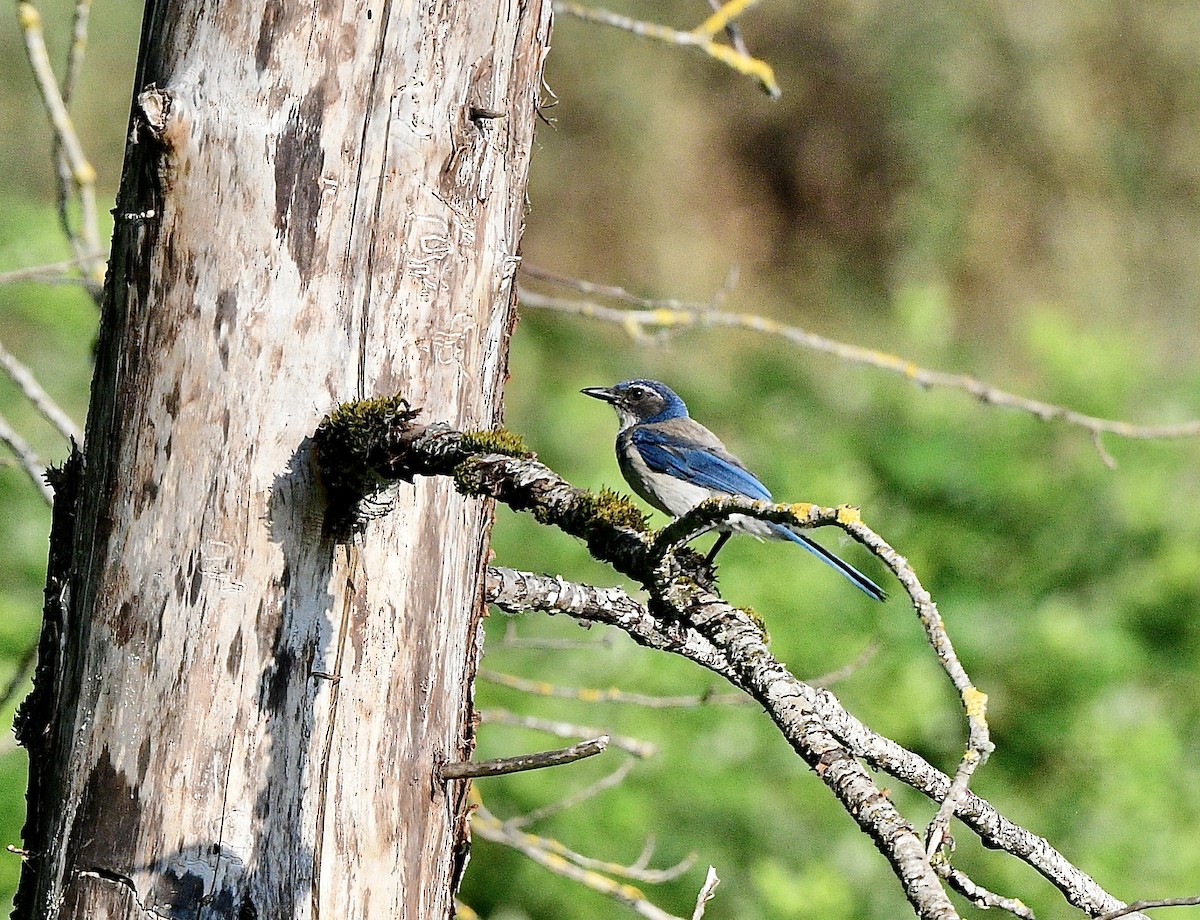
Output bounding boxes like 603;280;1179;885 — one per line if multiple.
629;424;773;500
627;424;887;601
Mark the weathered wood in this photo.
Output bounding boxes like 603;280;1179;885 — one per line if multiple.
16;1;551;917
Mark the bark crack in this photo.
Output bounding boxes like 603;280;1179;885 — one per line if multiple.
75;866;167;919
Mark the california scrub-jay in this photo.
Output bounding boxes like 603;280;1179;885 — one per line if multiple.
582;379;885;601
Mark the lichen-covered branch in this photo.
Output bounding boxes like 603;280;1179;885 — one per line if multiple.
652;496;992;857
483;568;1148;920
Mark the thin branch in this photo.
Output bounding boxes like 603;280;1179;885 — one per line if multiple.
691;866;720;920
479;708;658;758
0;339;83;443
487;566;735;677
52;0;94;281
518;279;1200;445
0;411;54;504
472;790;692;920
1096;897;1200;920
16;0;104;287
503;756;641;829
0;256;100;287
480;667;746;708
552;1;779;97
705;0;747;56
938;862;1036;919
441;735;608;780
60;0;90;106
498;619;617;650
808;639;879;688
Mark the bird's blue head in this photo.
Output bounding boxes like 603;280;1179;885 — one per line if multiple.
581;379;690;429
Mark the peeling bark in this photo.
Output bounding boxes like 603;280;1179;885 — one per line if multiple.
16;2;551;917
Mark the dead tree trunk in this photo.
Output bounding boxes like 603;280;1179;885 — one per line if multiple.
14;1;550;917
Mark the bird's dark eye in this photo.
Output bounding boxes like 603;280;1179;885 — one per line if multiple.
626;385;647;400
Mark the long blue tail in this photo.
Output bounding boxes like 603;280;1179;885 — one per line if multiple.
775;525;886;601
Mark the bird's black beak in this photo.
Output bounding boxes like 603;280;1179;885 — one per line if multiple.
581;386;620;404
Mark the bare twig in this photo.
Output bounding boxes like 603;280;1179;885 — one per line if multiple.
0;256;100;287
479;708;658;758
441;735;609;780
0;411;54;504
61;0;90;104
518;280;1200;446
808;639;879;687
553;1;779;97
0;340;83;443
480;667;746;708
472;789;693;920
16;0;104;286
938;862;1036;919
1096;896;1200;920
503;756;640;829
499;619;616;649
691;866;720;920
705;0;747;55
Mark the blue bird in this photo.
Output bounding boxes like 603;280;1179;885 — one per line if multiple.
582;379;885;601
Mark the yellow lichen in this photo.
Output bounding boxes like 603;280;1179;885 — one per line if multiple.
963;686;989;719
835;504;862;525
16;2;39;28
787;501;814;521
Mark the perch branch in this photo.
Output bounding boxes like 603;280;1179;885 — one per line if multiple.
652;496;992;857
0;256;100;287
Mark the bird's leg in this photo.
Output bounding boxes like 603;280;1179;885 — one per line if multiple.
705;532;731;563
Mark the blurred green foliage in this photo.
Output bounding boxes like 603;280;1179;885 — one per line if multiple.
3;1;1200;919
